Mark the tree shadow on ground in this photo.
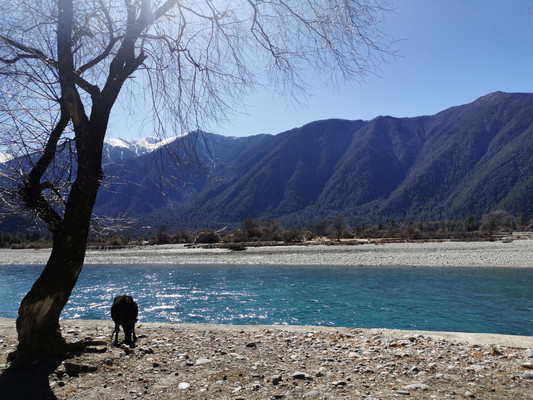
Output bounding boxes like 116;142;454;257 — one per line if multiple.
0;357;61;400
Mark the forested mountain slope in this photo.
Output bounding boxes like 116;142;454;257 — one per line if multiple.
57;91;533;228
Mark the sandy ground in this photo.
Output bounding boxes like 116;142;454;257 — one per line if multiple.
0;237;532;267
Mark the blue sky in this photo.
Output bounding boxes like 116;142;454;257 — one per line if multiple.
111;0;533;139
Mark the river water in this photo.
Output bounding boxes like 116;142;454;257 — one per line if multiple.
1;264;532;336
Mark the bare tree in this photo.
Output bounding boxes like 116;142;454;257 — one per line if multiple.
481;210;510;239
0;0;393;364
332;212;348;241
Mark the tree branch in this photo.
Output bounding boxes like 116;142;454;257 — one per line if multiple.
77;0;119;75
57;0;89;129
18;106;70;231
0;34;58;68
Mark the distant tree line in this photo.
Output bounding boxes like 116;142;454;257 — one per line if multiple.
0;232;52;249
1;210;530;249
147;210;532;246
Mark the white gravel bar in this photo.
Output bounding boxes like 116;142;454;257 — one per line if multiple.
0;238;532;267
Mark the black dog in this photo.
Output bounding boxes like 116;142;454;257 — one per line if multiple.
111;295;138;347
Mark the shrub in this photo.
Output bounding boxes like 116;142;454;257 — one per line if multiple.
283;228;303;243
173;230;191;243
194;230;221;244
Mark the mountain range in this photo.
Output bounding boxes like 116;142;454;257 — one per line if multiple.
1;91;532;232
92;91;533;230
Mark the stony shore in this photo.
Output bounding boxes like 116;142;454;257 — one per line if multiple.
0;236;532;267
1;319;533;400
1;238;532;399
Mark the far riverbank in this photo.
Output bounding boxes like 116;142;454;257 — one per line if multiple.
0;237;532;267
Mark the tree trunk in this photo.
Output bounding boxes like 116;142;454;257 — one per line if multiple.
10;129;104;364
9;0;131;363
12;236;88;362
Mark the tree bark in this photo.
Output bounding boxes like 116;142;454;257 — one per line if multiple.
11;118;105;364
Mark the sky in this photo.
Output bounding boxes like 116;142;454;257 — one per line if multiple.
110;0;533;139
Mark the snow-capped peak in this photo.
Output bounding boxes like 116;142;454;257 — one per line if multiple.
103;135;179;162
0;152;14;163
105;136;177;154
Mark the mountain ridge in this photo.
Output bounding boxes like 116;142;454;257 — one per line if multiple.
2;91;531;231
90;91;533;230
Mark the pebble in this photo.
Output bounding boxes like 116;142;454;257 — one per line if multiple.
333;380;347;386
404;382;431;390
177;382;190;390
291;371;313;381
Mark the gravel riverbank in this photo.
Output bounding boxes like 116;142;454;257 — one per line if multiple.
0;237;532;267
1;319;533;400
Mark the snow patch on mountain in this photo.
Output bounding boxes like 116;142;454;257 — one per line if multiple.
105;136;178;155
103;135;179;162
0;152;14;163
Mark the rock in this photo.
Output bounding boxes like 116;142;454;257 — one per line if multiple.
195;358;211;365
464;391;476;398
55;364;67;378
523;371;533;379
139;347;154;354
291;371;313;381
85;346;107;354
303;390;320;397
466;364;484;372
62;362;97;376
121;344;133;355
333;380;347;386
177;382;190;390
397;390;410;395
404;382;430;390
246;342;257;348
272;375;283;385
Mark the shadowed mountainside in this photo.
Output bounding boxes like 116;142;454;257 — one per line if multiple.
3;91;530;231
92;91;533;229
